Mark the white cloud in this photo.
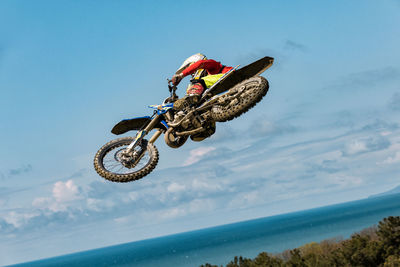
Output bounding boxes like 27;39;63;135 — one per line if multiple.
32;180;84;212
183;147;216;166
192;179;222;193
188;199;215;213
381;131;392;136
167;182;186;193
114;216;129;224
87;198;115;212
159;207;186;220
244;191;260;203
227;191;262;209
250;118;296;137
127;191;139;202
3;211;37;228
382;152;400;164
4;120;399;248
327;174;363;188
345;140;368;155
32;197;51;208
52;180;81;202
343;135;390;156
32;196;63;212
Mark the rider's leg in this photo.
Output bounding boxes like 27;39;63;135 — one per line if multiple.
174;74;226;110
173;83;205;110
173;80;217;141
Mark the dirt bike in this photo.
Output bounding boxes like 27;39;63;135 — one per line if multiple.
94;57;274;182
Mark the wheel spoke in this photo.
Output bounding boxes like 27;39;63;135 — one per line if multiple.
108;163;122;170
105;161;121;167
104;150;151;174
116;165;125;173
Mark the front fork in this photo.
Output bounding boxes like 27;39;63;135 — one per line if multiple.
125;115;163;154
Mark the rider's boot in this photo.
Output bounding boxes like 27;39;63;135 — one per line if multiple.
173;82;204;110
173;94;200;110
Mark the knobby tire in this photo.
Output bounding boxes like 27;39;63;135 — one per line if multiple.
94;137;159;183
211;76;269;122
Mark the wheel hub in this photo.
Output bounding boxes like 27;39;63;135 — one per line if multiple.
115;149;140;169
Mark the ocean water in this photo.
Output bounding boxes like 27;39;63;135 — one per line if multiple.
12;193;400;267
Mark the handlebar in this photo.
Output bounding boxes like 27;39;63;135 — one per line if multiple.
166;78;178;103
167;78;176;92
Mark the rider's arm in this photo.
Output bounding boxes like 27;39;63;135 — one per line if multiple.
182;59;223;76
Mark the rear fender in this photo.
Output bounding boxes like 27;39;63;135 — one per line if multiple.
204;56;274;98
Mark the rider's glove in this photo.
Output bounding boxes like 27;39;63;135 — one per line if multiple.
171;73;184;86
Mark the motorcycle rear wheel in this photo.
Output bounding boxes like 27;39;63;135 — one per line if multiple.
211;76;269;122
94;137;159;182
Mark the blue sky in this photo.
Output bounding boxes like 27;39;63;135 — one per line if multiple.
1;0;400;265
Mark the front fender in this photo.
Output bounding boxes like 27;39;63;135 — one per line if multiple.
111;116;168;135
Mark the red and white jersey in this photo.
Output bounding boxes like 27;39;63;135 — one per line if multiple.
181;59;233;77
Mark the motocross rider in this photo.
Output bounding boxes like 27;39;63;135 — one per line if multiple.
170;53;233;141
171;53;233;110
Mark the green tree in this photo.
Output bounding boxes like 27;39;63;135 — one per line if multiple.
200;216;400;267
226;256;239;267
335;233;384;266
384;255;400;267
226;256;253;267
298;242;334;267
285;249;307;267
199;264;220;267
253;252;283;267
378;216;400;257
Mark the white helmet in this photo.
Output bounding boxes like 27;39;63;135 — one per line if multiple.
175;53;207;74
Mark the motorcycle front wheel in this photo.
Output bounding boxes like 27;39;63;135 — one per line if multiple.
94;137;159;183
